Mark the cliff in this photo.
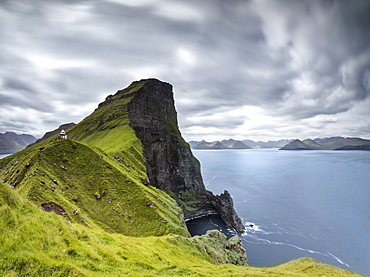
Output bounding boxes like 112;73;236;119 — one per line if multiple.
0;131;36;154
124;79;244;233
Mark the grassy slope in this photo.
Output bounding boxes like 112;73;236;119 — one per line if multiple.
0;183;361;276
0;138;187;238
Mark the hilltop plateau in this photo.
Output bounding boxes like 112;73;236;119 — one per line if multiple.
0;79;361;276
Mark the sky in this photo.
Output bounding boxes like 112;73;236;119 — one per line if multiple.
1;0;370;142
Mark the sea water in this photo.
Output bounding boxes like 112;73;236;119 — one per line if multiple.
189;149;370;276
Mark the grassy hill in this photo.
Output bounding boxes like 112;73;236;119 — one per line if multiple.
0;182;361;276
0;79;362;276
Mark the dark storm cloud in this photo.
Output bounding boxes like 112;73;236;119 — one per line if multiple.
0;0;369;140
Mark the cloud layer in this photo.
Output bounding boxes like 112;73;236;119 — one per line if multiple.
1;0;369;141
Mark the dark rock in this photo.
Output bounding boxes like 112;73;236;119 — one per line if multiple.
208;190;245;234
126;79;245;233
72;209;80;215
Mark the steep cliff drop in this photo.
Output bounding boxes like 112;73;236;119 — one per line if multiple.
123;78;244;233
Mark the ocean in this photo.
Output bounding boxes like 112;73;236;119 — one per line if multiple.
189;149;370;276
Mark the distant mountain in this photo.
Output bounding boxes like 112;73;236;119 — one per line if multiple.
262;139;293;148
314;137;370;150
279;139;312;150
240;139;293;148
193;140;228;149
189;139;292;149
35;122;76;143
241;139;260;148
221;139;238;147
280;137;370;150
221;139;251;149
0;131;36;154
334;144;370;151
229;140;251;149
192;140;251;149
188;140;201;148
302;139;326;150
189;137;370;151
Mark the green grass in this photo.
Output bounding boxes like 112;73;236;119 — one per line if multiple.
0;183;362;276
0;138;188;237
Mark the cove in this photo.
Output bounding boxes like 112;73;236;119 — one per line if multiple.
186;214;236;239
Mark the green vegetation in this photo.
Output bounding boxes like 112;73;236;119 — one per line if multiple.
0;138;187;238
0;183;361;276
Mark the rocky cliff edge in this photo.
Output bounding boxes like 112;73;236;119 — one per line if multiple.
103;78;245;233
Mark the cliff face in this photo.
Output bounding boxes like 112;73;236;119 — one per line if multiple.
125;79;244;233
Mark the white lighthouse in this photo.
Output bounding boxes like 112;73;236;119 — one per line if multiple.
59;130;67;139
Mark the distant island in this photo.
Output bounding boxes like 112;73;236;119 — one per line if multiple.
280;137;370;151
189;137;370;151
189;138;293;149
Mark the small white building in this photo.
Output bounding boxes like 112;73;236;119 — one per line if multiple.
58;130;67;139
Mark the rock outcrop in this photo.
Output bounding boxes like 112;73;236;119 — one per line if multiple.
123;79;244;233
190;229;248;265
